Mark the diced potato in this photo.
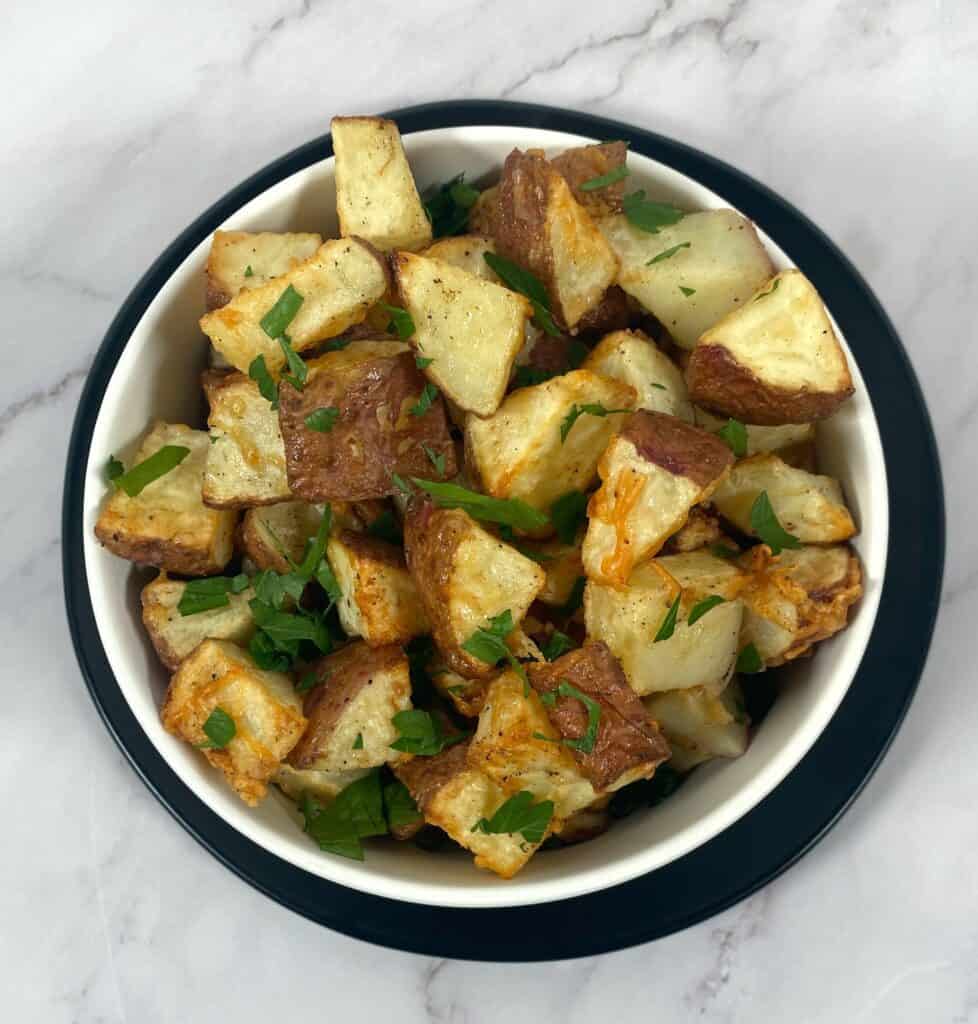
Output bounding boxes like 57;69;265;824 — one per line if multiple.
205;231;322;310
160;639;306;805
661;506;723;554
95;421;237;575
470;669;598;819
583;329;694;421
551;141;629;218
585;557;745;696
403;503;546;678
465;369;636;520
201;371;291;508
431;667;488;718
395;742;544;879
555;804;611;845
495;149;619;329
273;765;368;804
573;285;633;337
327;529;429;645
331;116;431;252
141;574;256;670
199;238;390;375
420;235;499;281
277;342;457;502
468;185;501;237
581;411;734;586
694;407;815;466
524;537;584;607
394;252;531;416
686;270;854;424
287;642;412;773
711;454;857;544
644;681;749;771
599;209;774;348
528;643;670;791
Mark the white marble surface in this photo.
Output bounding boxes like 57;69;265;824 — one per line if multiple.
2;0;975;1019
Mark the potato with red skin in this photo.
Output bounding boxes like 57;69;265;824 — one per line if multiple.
277;341;457;502
528;642;670;791
551;141;629;217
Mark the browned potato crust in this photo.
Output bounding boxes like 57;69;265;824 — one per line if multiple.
551;141;628;217
528;642;670;791
660;506;723;554
277;345;457;501
394;740;472;814
573;285;632;336
621;410;734;489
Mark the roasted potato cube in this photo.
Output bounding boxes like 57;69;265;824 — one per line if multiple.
327;529;429;645
469;669;598;819
585;557;745;696
661;506;723;554
465;369;636;520
277;342;457;501
523;536;584;607
468;185;501;237
394;252;531;416
554;804;611;845
686;270;854;424
199;238;390;375
495;149;619;329
331;116;431;252
582;411;734;586
431;667;488;718
395;742;542;879
160;639;306;805
141;574;256;671
95;421;236;575
711;454;856;544
273;765;368;804
201;370;290;508
420;235;499;280
694;407;816;467
205;230;323;311
600;209;774;348
287;642;412;773
737;543;862;665
403;503;546;678
643;681;749;771
583;329;694;421
528;642;670;791
551;141;629;218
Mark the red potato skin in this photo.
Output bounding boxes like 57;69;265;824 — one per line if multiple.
620;410;734;489
686;343;855;426
551;141;629;217
573;286;633;337
394;739;471;813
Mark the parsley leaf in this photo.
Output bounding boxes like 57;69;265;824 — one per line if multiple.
679;285;696;297
304;406;340;433
580;165;629;191
471;790;554;846
622;191;685;234
550;490;589;544
422;442;446;475
353;732;364;750
423;173;480;237
498;524;553;563
106;455;124;482
391;472;413;496
296;670;322;694
300;771;387;861
410;381;439;417
750;491;801;555
411;478;549;531
559;403;631;443
462;610;529;691
554;680;601;754
249;631;292;672
366;509;402;545
177;574;250;616
111;445;190;497
736;642;764;674
415;355;433;369
252;568;306;610
382;303;415;339
687;595;726;626
383;780;422;830
483;252;561;337
390;710;468;756
561;576;587;617
541;631;575;661
754;278;782;301
710;543;740;559
249;599;332;653
716;418;748;457
244;265;254;277
249;354;279;408
260;283;303;338
197;707;236;749
654;595;682;642
646;241;691;265
278;335;307;390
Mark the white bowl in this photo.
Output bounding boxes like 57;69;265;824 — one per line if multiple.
81;125;888;909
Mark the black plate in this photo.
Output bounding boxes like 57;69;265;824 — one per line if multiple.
62;100;944;961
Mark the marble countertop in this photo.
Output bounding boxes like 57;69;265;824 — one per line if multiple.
2;0;975;1019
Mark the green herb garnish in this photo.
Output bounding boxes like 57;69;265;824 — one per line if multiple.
383;780;422;830
710;543;740;559
197;707;236;749
471;790;554;846
260;283;303;338
249;355;279;408
541;631;575;661
679;285;696;297
352;732;364;750
278;335;307;390
750;491;801;555
423;174;480;237
580;165;629;191
754;278;782;301
244;265;254;277
483;252;561;337
553;680;601;754
550;490;589;544
390;710;468;756
559;403;630;443
646;241;691;265
654;595;682;642
687;595;726;626
111;445;190;497
391;472;413;496
410;381;439;417
177;574;250;616
300;771;387;861
415;355;433;369
304;406;340;433
411;478;549;531
382;303;415;340
622;191;685;234
736;642;764;674
462;609;529;691
421;442;446;475
106;455;124;482
716;418;748;457
296;670;322;694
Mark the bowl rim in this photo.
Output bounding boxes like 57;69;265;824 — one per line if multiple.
62;100;944;958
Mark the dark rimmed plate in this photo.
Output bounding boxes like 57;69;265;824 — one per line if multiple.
62;100;943;961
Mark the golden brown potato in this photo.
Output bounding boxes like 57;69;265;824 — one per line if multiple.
431;667;488;718
465;369;636;521
141;574;256;671
273;765;369;804
528;642;670;791
331;116;432;253
495;149;619;330
276;342;457;502
287;642;412;772
199;238;390;375
521;536;584;607
468;185;501;237
201;370;291;508
599;209;774;349
394;251;531;416
583;329;694;421
693;407;816;468
205;230;323;311
326;529;429;646
160;639;306;805
711;454;857;544
420;235;499;280
643;681;749;772
686;270;854;424
660;506;723;554
403;502;546;678
581;411;734;586
551;141;629;218
95;421;237;575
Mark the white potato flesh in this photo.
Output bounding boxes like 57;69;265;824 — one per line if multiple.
643;681;749;770
420;235;499;281
600;209;774;348
273;765;368;804
694;407;815;458
205;230;323;309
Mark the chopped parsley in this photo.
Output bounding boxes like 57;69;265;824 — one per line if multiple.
541;631;575;662
196;707;236;749
304;406;340;433
260;284;304;338
244;265;254;277
550;490;589;544
736;642;764;674
686;595;726;626
423;173;480;237
110;445;190;497
654;595;682;642
410;381;439;417
551;680;602;754
646;241;691;265
679;285;696;297
471;790;554;846
300;771;387;861
716;418;748;457
278;335;307;390
352;732;364;750
483;252;561;337
421;442;446;475
754;278;782;301
249;354;279;408
750;491;801;555
177;574;250;616
106;455;124;482
383;780;422;830
560;403;631;443
382;303;415;339
411;478;549;531
579;165;629;191
622;191;685;234
462;609;529;692
390;710;468;756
